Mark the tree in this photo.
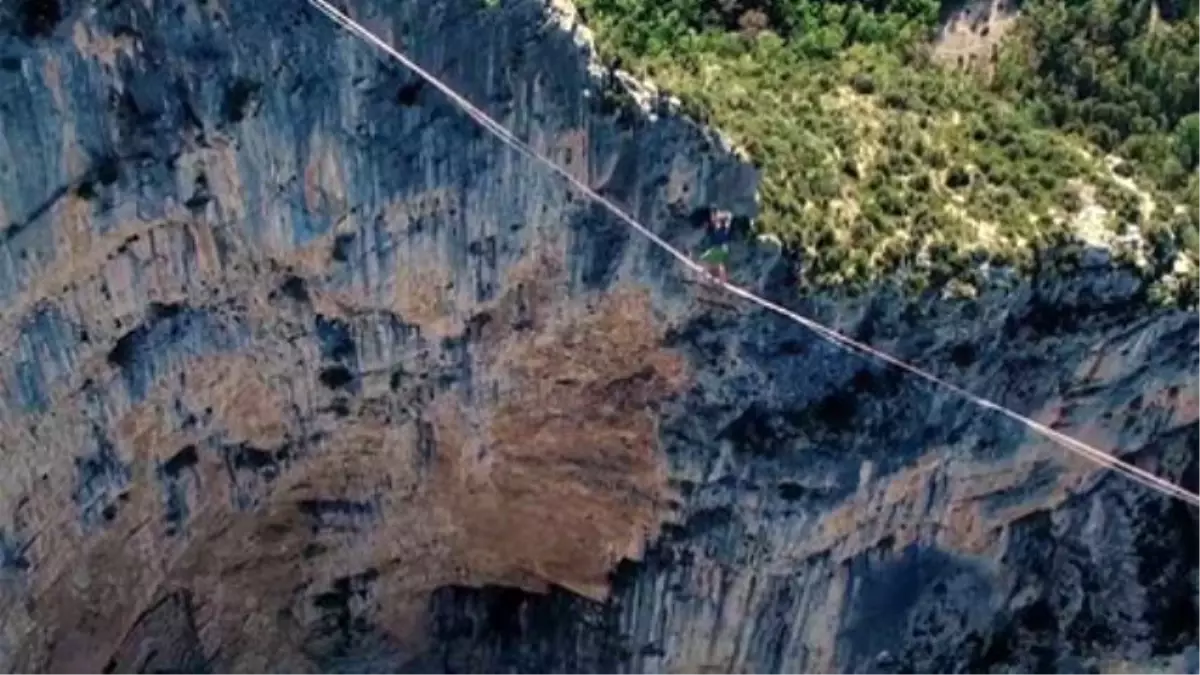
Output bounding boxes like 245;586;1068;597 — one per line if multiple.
1175;113;1199;170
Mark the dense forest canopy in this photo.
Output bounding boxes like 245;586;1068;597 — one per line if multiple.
997;0;1199;182
573;0;1199;306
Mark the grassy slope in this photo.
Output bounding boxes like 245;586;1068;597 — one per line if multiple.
574;0;1199;305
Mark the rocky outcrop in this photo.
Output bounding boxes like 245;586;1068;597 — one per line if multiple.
0;0;1194;672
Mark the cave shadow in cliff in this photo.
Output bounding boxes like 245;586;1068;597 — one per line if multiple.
956;426;1198;674
666;237;1194;482
4;0;66;41
400;583;624;674
660;298;983;504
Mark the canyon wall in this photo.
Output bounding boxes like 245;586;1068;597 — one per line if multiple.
0;0;1194;672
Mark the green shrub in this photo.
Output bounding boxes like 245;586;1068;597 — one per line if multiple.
851;72;876;95
945;167;971;189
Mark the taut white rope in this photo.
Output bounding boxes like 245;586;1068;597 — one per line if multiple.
306;0;1200;507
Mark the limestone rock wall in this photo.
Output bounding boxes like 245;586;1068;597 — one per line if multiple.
0;0;1194;672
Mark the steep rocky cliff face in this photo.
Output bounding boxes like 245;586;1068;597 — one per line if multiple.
0;0;1195;672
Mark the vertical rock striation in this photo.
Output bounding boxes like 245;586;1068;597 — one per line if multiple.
0;0;1194;672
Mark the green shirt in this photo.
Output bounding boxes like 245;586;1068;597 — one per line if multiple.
699;243;729;265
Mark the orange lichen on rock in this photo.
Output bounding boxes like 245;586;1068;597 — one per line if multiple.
390;256;459;337
0;218;690;669
784;431;1105;563
71;21;138;70
434;284;687;600
303;132;347;217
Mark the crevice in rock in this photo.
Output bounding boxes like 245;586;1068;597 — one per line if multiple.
18;0;63;39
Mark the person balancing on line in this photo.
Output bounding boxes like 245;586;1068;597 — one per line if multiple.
698;209;732;284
